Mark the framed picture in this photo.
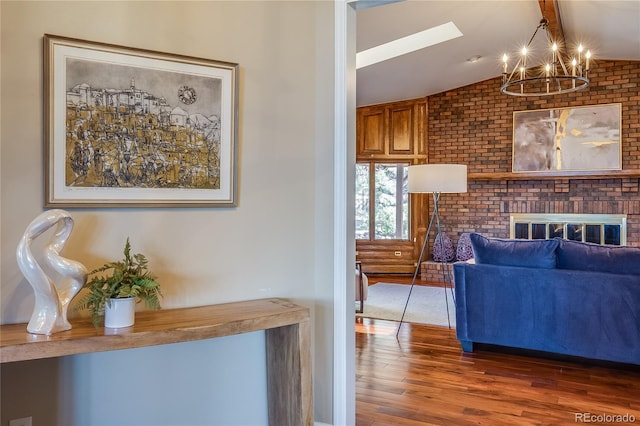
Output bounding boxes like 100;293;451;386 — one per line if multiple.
512;103;621;173
44;34;239;207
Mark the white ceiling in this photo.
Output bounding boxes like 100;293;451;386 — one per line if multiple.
355;0;640;107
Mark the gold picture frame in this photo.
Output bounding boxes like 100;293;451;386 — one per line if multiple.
44;34;239;207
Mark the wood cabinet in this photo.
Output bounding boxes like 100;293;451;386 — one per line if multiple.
356;98;428;274
357;98;427;160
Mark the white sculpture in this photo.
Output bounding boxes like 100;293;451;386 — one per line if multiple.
16;209;87;335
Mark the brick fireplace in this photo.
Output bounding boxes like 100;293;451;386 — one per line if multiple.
425;59;640;250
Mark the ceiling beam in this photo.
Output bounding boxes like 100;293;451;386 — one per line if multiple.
538;0;565;44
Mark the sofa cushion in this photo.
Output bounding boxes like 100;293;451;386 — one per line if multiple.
469;233;558;269
555;238;640;275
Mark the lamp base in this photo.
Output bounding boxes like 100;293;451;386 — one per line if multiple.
396;191;456;337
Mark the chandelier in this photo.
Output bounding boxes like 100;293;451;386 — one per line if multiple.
500;16;591;96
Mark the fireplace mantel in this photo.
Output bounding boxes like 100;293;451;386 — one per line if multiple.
469;169;640;181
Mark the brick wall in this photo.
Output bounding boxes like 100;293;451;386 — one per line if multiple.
427;60;640;246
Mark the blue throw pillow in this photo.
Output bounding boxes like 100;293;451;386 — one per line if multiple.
555;238;640;275
469;233;559;269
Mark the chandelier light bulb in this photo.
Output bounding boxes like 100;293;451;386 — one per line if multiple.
578;44;584;64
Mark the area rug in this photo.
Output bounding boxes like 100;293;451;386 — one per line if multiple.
357;283;456;328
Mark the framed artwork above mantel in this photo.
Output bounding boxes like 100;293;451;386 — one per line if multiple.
512;103;622;175
43;34;239;207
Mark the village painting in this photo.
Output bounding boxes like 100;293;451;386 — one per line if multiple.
65;57;222;190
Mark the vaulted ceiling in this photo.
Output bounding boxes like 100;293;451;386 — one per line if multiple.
356;0;640;107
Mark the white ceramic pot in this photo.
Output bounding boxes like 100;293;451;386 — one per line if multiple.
104;297;135;328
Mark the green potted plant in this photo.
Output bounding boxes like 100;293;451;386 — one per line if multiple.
75;238;162;328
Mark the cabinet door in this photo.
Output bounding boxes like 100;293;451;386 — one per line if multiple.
357;107;386;156
389;105;413;154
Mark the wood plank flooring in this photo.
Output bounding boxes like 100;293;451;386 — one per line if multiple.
356;275;640;425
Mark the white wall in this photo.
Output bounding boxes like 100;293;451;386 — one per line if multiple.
0;1;337;424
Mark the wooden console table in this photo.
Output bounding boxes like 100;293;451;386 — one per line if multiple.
0;298;313;426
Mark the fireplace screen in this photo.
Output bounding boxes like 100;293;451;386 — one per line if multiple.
510;214;626;246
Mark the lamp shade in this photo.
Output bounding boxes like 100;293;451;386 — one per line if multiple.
408;164;467;193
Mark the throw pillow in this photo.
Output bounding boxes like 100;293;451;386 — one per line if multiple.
469;233;559;269
456;232;474;261
555;238;640;275
433;232;455;262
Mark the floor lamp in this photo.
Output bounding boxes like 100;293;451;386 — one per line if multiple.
396;164;467;337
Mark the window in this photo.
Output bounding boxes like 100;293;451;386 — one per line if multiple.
355;162;409;240
355;164;370;239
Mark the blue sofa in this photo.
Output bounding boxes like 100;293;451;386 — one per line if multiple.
453;233;640;365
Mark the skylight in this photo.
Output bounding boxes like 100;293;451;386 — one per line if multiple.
356;21;463;69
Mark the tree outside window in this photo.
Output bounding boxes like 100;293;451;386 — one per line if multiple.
356;162;409;240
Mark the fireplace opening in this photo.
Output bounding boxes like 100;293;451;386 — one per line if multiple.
510;214;627;246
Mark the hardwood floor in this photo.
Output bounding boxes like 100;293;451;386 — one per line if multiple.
355;276;640;425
